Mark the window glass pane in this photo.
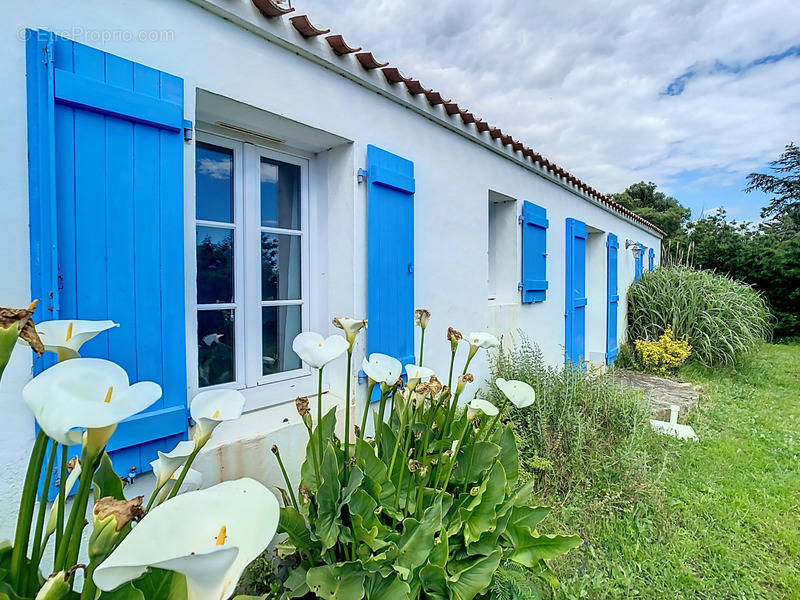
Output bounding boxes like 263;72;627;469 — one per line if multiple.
261;158;300;229
197;226;234;304
261;233;301;301
196;143;234;223
262;305;302;375
198;309;235;387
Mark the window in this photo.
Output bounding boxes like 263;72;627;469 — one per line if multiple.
488;191;519;302
193;133;308;393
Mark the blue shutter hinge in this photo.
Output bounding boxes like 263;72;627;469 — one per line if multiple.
183;120;193;142
518;215;524;225
42;43;53;65
518;282;523;290
357;169;367;184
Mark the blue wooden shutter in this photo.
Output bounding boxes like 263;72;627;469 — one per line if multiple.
564;218;587;365
634;245;644;281
366;145;415;368
26;30;188;488
648;247;655;271
606;233;620;364
520;201;548;303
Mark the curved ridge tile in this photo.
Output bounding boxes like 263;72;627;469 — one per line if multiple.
252;0;295;17
290;15;331;37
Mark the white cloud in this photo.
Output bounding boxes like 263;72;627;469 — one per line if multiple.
296;0;800;196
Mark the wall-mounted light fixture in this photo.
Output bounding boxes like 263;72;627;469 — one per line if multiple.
625;239;644;259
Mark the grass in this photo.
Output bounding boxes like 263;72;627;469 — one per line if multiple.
541;343;800;599
628;266;771;366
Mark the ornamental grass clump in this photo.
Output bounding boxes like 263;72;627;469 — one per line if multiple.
627;266;771;366
634;327;691;376
270;312;580;600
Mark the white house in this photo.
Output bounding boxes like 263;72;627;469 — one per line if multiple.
0;0;662;539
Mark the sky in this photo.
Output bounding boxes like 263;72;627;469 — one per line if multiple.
296;0;800;222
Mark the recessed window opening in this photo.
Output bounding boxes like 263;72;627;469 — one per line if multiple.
488;191;518;302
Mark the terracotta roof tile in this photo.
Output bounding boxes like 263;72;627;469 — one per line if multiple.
459;109;475;124
355;52;389;69
424;90;449;105
325;34;361;55
444;102;460;115
252;0;294;17
289;15;330;37
404;79;431;95
382;67;411;84
248;0;665;236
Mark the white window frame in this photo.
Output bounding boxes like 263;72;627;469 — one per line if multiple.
188;131;312;409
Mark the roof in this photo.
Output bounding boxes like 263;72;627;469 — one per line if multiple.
249;0;665;237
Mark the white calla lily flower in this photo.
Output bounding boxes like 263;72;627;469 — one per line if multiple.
190;389;245;446
154;465;203;505
22;358;161;448
496;378;535;409
467;398;499;420
331;317;367;349
93;478;279;600
292;332;348;369
26;319;119;360
404;364;435;387
465;332;500;352
361;353;402;385
150;440;196;489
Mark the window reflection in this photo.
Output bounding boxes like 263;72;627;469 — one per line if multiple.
262;305;302;375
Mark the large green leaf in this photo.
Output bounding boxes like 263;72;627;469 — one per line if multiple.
348;490;391;552
459;463;506;546
129;569;187;600
354;439;394;504
394;496;443;579
465;508;511;557
451;442;500;485
339;466;364;508
494;426;519;489
315;442;342;551
282;565;309;599
363;572;410;600
447;549;502;600
277;507;314;554
419;563;448;600
93;453;125;502
98;582;145;600
306;563;366;600
506;534;583;567
503;505;552;547
300;408;337;492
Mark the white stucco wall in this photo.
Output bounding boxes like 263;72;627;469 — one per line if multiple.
0;0;661;549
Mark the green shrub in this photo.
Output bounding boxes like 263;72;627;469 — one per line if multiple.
487;336;652;500
627;266;771;366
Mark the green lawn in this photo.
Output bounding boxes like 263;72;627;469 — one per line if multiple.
550;343;800;599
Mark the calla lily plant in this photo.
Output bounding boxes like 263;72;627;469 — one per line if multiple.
1;316;270;600
270;309;581;600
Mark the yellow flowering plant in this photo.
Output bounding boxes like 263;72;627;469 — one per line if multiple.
634;327;691;376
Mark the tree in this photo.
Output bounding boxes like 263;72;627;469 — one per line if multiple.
745;142;800;223
610;181;691;239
